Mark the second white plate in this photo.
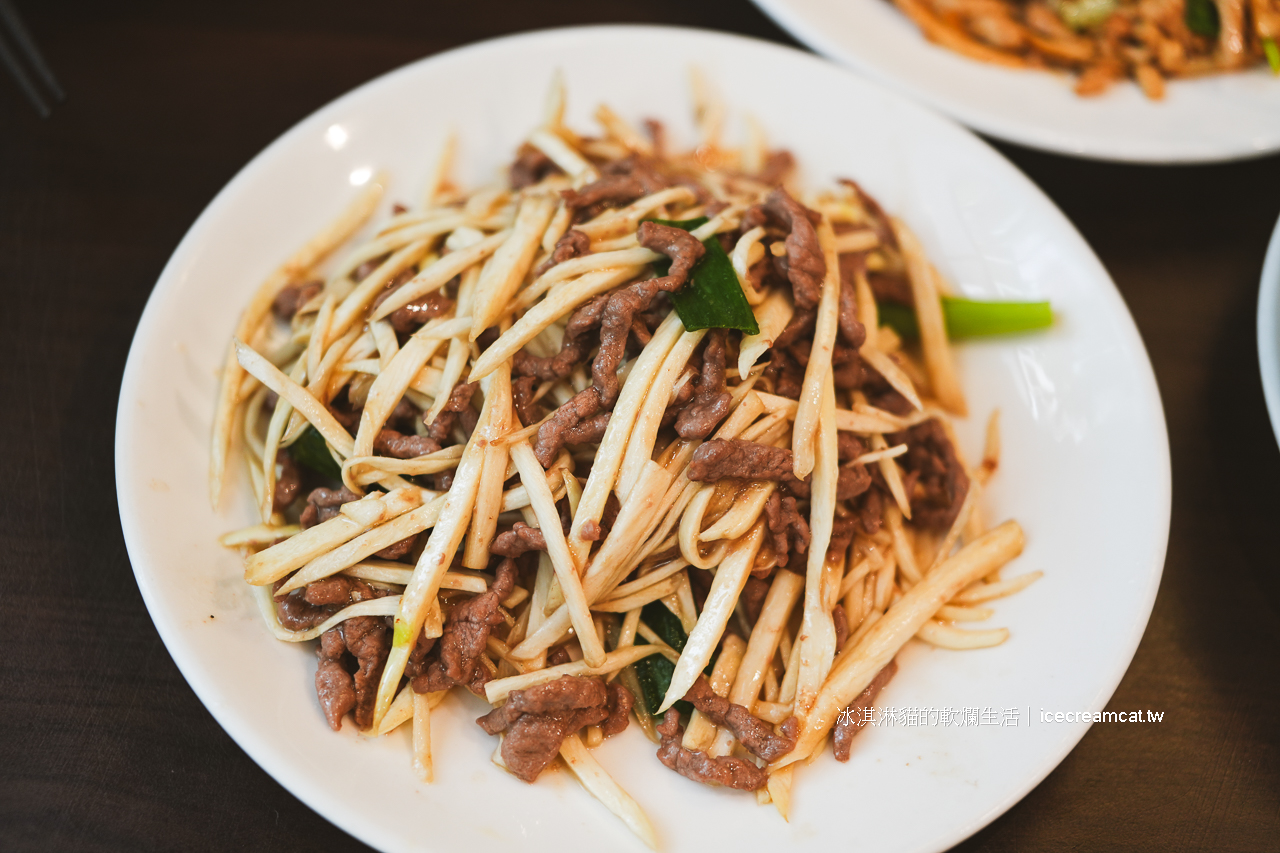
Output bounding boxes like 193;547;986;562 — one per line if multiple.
754;0;1280;162
1258;213;1280;449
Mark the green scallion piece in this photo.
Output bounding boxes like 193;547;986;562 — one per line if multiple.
1185;0;1220;38
646;217;760;335
288;425;343;481
878;297;1053;340
632;601;693;717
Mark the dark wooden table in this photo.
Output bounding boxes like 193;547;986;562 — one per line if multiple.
3;2;1277;850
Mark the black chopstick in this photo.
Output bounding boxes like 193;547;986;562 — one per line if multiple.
0;0;63;117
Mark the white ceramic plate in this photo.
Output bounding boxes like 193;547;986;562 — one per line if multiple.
116;25;1171;853
1258;214;1280;449
753;0;1280;162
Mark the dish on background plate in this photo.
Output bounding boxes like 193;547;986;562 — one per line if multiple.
1258;213;1280;450
115;25;1171;853
752;0;1280;163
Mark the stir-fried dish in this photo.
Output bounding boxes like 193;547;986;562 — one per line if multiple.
212;77;1045;846
891;0;1280;98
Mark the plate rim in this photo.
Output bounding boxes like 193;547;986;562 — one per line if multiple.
1257;213;1280;450
750;0;1280;164
114;22;1173;853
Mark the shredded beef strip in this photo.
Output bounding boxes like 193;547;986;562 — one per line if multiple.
386;397;421;432
533;388;606;468
743;255;771;295
656;709;768;791
531;222;703;466
374;429;441;459
314;630;355;729
276;570;385;628
491;522;547;558
764;347;805;399
375;535;417;562
353;255;389;283
561;159;674;220
674;330;732;439
561;174;647;212
790;338;863;395
832;603;849;650
532;228;590;278
870;387;915;416
832;659;898;762
603;155;673;193
682;675;799;762
659;375;696;428
687;439;872;501
509;143;562;189
756;150;795;186
818;440;876;501
562;486;619;545
772;307;816;350
686;564;713;612
276;575;389;730
385;291;454;335
740;575;771;624
476;326;501;351
404;630;437;679
743;189;826;310
326;400;361;431
304;575;375;606
561;411;611;446
787;337;813;369
853;485;884;536
476;675;630;782
835;253;868;350
828;512;860;560
512;292;608;381
839;179;898;253
868;267;914;307
507;675;608;715
592;222;704;407
272;279;323;321
762;491;810;571
487;699;608;783
425;381;478;444
367;266;416;306
511;375;542;428
298;485;417;559
274;585;333;632
889;419;970;530
316;613;391;731
837;179;912;306
411;557;517;695
272;449;301;512
299;486;362;529
513;341;590;385
855;359;914;415
837;431;867;462
628;313;655;348
601;680;635;737
831;341;868;390
689;439;791;481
